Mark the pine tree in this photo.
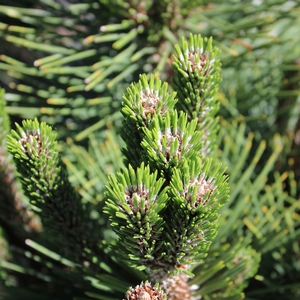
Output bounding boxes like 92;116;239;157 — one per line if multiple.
1;1;300;299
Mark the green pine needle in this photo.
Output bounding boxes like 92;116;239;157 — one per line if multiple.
140;110;203;173
6;118;100;263
104;163;168;270
172;34;222;155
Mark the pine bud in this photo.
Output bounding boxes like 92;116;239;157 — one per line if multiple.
125;282;166;300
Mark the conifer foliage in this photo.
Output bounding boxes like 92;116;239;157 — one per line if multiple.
3;34;253;300
105;35;230;299
0;1;299;300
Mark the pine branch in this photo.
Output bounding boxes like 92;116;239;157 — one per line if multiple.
104;163;168;271
104;34;230;299
172;34;222;156
0;1;299;298
120;74;177;169
6;118;101;263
